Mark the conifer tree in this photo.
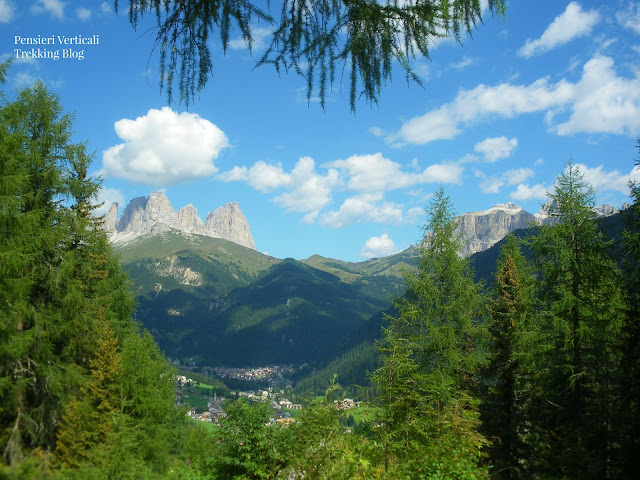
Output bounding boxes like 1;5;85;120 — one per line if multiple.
372;186;488;478
482;234;535;479
0;70;81;464
529;162;624;478
619;140;640;477
0;63;176;478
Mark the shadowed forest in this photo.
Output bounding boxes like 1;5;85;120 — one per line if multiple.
1;61;639;479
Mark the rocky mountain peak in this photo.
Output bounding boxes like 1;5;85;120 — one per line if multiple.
105;193;256;250
177;204;204;233
456;203;534;256
204;202;256;250
102;202;119;232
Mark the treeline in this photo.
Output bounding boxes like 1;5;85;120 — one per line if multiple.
1;62;639;479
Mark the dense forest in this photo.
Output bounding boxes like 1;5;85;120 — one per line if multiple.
1;61;639;478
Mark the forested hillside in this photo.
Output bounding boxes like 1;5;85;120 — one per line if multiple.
116;233;409;366
2;60;639;479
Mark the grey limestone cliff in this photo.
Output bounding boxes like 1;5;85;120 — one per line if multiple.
455;203;535;257
204;202;256;250
106;193;256;250
102;202;119;232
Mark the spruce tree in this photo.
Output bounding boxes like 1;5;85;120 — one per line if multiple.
372;186;488;478
529;162;624;478
619;140;640;477
481;234;535;479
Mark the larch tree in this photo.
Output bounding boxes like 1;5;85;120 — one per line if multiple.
114;0;506;110
372;186;488;479
529;162;624;479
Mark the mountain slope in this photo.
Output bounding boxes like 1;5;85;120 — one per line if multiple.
117;232;409;367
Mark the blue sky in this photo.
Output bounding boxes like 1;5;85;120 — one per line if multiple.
2;0;640;261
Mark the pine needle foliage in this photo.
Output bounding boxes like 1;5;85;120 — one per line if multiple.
115;0;505;111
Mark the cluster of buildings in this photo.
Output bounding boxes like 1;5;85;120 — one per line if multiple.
209;365;299;385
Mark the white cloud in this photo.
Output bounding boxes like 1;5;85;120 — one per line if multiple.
221;151;463;226
326;153;463;191
360;233;398;258
102;107;229;186
320;193;404;229
390;106;460;145
554;56;640;136
76;7;91;20
474;136;518;162
617;2;640;35
0;0;14;22
406;206;424;223
369;126;385;137
273;157;340;217
389;55;640;145
479;177;504;194
478;167;534;194
449;56;476;70
504;168;535;185
94;187;124;216
510;183;549;201
245;161;293;191
229;26;273;51
518;2;600;58
221;157;340;220
573;163;640;195
100;1;111;14
31;0;66;19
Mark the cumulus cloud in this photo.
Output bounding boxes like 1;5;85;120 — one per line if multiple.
388;55;640;145
510;183;549;201
518;2;600;58
360;233;398;258
94;187;125;217
76;7;91;20
510;164;640;202
273;157;341;219
221;157;340;221
474;136;518;162
554;56;640;135
31;0;66;19
327;153;463;190
617;2;640;35
573;163;640;195
478;167;534;194
320;193;404;229
102;107;229;186
327;153;463;192
0;0;14;22
222;153;461;227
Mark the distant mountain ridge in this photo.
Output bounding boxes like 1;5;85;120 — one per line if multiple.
102;192;256;250
455;201;622;257
103;192;623;259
